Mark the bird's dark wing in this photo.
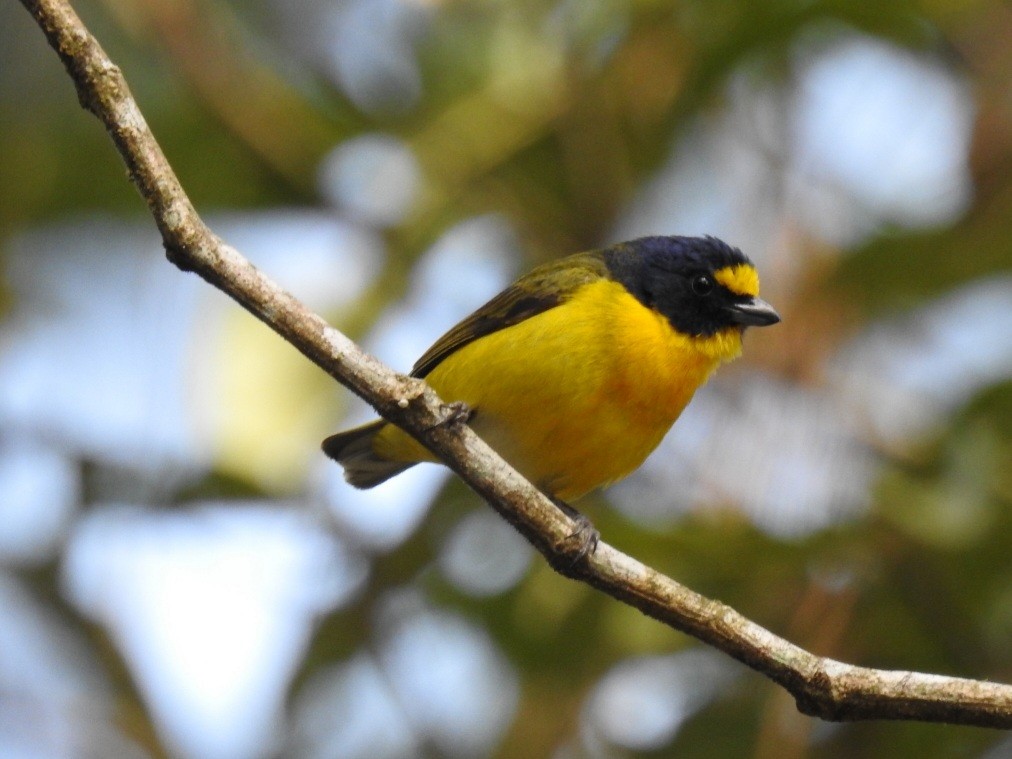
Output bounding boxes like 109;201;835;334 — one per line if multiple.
411;251;609;378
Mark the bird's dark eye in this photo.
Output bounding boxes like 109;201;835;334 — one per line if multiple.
691;274;714;296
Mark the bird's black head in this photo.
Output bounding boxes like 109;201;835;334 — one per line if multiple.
602;236;780;337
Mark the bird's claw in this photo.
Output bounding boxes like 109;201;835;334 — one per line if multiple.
431;401;472;431
566;512;600;564
551;497;600;565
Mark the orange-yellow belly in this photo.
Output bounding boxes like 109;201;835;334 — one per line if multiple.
374;279;743;500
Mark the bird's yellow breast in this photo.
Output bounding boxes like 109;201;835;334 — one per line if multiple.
374;279;744;500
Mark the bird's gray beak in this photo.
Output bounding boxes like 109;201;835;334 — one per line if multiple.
726;296;781;327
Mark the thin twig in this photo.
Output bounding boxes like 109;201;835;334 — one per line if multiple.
17;0;1012;729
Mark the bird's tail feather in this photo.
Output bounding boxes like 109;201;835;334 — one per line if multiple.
321;420;416;488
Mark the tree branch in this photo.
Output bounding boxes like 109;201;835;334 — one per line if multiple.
17;0;1012;730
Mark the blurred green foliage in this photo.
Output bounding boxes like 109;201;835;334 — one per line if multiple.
2;0;1011;757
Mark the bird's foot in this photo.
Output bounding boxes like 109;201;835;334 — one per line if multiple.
552;498;600;565
431;400;473;430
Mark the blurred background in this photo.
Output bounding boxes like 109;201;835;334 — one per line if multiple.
2;0;1011;756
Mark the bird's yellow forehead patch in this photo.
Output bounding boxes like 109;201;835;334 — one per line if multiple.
714;264;759;297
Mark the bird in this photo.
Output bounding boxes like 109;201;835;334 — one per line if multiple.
323;235;780;552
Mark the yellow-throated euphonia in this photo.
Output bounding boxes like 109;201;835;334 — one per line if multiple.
323;235;779;519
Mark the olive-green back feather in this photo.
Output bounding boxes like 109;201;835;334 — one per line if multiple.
411;251;609;378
